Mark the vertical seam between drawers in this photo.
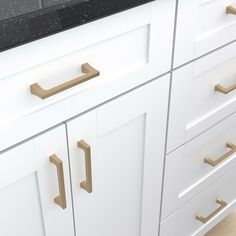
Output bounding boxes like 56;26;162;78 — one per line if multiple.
158;0;179;235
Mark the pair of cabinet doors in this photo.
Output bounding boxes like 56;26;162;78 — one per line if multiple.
0;76;169;236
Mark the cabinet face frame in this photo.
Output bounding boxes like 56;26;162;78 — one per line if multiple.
66;75;170;236
0;125;74;236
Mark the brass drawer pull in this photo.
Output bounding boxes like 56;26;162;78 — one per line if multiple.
226;5;236;15
49;154;67;209
196;198;227;224
78;140;93;193
30;63;100;99
204;142;236;167
215;83;236;94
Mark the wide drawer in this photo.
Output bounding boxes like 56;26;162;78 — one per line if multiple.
162;111;236;219
0;0;175;151
174;0;236;67
167;41;236;153
160;163;236;236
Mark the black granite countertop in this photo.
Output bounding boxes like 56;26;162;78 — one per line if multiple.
0;0;154;52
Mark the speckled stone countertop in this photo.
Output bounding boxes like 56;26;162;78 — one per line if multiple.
0;0;154;52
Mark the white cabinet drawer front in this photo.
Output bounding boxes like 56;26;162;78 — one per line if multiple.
0;125;74;236
0;0;175;152
66;76;169;236
175;0;236;67
162;111;236;219
168;42;236;153
160;163;236;236
1;26;149;125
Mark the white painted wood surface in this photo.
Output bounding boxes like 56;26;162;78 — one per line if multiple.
66;76;169;236
2;0;236;234
34;125;74;236
0;0;175;152
0;125;74;236
174;0;236;67
167;42;236;153
162;111;236;219
160;163;236;236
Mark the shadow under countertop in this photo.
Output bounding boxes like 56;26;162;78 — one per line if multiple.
0;0;154;53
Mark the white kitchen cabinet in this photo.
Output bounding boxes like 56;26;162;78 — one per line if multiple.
0;74;169;236
0;0;175;152
66;76;169;236
0;125;74;236
167;41;236;153
174;0;236;67
0;1;174;234
3;0;236;234
162;111;236;219
160;162;236;236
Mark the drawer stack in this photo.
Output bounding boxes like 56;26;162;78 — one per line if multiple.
161;0;236;235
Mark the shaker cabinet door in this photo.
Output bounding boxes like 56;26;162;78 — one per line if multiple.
0;125;74;236
66;75;169;236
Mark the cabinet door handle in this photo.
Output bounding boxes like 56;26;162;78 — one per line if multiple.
204;142;236;167
196;198;227;224
30;63;100;99
78;140;93;193
226;5;236;15
49;154;67;209
215;83;236;94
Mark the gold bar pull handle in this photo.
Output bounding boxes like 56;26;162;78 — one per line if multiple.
215;83;236;94
49;154;67;209
78;140;93;193
196;198;227;224
226;5;236;15
31;63;100;99
204;142;236;167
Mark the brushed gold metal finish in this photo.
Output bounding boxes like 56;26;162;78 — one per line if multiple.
196;198;227;224
204;142;236;167
49;154;67;209
215;83;236;94
30;63;100;99
78;140;93;193
226;5;236;15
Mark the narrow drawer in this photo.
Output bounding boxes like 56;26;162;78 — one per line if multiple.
163;111;236;219
160;163;236;236
0;0;175;151
167;42;236;153
174;0;236;67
